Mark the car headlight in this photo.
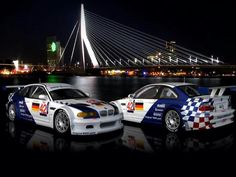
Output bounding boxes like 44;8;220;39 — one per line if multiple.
77;111;99;119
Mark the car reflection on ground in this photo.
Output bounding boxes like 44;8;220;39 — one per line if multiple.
5;121;123;152
4;120;235;153
122;123;234;153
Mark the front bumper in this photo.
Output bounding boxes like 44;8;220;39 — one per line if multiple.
184;109;235;131
70;113;123;135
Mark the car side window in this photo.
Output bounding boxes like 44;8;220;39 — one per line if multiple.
18;87;30;97
28;86;48;100
179;85;200;97
160;87;177;99
135;86;160;99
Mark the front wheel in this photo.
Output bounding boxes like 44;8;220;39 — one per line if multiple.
8;104;16;121
54;110;71;135
164;110;181;132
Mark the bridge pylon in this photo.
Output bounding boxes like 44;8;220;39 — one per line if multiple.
80;4;99;70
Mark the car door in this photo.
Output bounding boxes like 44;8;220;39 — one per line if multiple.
14;86;33;121
125;85;160;123
25;86;50;124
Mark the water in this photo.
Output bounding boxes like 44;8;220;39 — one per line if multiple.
0;75;236;171
2;75;235;100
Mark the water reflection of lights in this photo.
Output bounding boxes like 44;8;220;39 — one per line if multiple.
4;121;234;153
70;76;100;99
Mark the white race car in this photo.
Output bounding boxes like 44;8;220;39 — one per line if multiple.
6;83;123;135
112;82;235;132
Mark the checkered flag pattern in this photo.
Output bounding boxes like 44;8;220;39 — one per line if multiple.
183;138;205;152
181;98;214;130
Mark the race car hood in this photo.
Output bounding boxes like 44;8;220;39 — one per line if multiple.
54;98;114;111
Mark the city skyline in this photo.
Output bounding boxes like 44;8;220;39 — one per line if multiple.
0;0;235;64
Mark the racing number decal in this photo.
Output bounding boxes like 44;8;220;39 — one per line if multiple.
39;102;49;116
127;100;135;113
87;99;104;106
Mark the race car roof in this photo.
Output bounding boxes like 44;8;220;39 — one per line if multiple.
43;83;74;91
26;83;74;91
152;82;195;88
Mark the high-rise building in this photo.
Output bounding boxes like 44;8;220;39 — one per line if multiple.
47;36;61;67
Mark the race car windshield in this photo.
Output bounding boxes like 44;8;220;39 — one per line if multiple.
50;89;88;100
178;85;201;97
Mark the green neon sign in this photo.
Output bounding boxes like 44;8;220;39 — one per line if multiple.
51;42;57;52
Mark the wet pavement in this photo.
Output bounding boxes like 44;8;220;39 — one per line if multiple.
0;116;235;174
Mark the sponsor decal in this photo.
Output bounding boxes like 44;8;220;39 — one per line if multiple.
153;112;162;117
142;100;173;124
127;100;135;113
32;103;40;112
87;99;104;106
157;104;166;108
135;102;144;111
20;109;26;113
39;102;49;116
144;115;161;120
19;101;25;111
155;108;164;112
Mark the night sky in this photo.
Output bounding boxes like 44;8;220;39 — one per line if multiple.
0;0;235;64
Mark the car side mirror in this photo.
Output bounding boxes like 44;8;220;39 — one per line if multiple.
128;94;134;98
39;94;49;101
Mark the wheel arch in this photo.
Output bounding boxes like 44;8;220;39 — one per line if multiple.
110;100;123;113
53;107;74;129
162;105;184;132
7;101;17;121
162;105;183;122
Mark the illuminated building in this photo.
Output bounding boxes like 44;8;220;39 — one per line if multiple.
47;36;62;67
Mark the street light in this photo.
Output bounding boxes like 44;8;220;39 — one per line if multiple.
211;55;214;64
13;60;19;72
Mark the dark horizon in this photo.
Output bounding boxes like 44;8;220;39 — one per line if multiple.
0;0;235;64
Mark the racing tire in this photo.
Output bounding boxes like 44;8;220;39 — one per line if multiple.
164;110;181;133
54;110;71;135
8;103;16;121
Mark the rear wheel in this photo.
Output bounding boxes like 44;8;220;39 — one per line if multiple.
54;110;70;135
8;104;16;121
164;110;181;132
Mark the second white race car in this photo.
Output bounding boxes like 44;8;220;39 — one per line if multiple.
112;82;235;132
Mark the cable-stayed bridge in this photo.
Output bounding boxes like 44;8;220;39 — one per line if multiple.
61;4;223;71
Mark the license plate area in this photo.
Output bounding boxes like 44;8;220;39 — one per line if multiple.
215;102;228;111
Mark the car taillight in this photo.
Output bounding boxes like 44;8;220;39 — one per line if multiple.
199;104;214;112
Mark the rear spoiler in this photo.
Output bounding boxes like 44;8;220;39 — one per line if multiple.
0;85;25;92
5;85;25;89
198;86;236;97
